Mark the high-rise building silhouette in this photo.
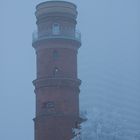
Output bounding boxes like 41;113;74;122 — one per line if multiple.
32;1;81;140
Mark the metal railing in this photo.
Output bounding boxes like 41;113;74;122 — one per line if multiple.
32;30;81;43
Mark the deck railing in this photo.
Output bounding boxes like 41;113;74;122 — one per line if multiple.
32;30;81;43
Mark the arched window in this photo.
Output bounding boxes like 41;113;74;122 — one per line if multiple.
53;67;59;76
52;23;60;35
42;101;55;113
53;50;59;60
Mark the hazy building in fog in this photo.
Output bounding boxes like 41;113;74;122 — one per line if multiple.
32;1;81;140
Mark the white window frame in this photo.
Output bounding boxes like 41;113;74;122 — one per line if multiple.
52;23;60;35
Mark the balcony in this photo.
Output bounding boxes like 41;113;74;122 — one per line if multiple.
32;30;81;44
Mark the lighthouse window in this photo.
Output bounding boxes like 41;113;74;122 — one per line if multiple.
42;101;55;113
46;101;55;109
53;50;59;60
42;101;55;109
52;23;60;35
53;67;59;76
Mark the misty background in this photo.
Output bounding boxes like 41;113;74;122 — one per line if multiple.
1;0;140;139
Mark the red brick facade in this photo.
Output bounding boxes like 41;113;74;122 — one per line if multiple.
32;1;81;140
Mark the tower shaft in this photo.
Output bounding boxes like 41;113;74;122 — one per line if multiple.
32;1;81;140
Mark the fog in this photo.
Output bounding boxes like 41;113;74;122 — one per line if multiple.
0;0;140;140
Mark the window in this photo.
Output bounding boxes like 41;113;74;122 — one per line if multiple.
46;101;55;109
53;50;59;60
53;67;59;76
52;23;60;35
42;101;55;109
42;101;55;113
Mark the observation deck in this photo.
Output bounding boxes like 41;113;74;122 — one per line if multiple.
32;30;81;45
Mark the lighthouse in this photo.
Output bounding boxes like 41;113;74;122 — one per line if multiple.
32;1;81;139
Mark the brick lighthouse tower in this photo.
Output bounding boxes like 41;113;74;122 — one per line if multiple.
32;1;81;140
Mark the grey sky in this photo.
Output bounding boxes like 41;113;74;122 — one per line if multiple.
0;0;140;140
